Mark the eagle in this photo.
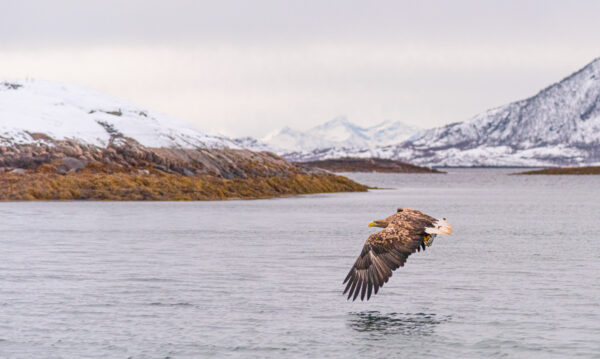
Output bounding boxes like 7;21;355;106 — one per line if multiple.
343;207;453;301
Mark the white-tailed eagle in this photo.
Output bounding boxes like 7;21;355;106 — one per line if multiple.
343;207;453;301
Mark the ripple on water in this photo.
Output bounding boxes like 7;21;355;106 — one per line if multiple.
348;311;452;337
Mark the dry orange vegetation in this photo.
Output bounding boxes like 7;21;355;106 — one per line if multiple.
519;166;600;175
0;167;367;201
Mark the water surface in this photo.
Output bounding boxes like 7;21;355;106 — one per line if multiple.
1;169;599;358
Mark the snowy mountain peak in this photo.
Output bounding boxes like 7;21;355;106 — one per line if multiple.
320;116;354;128
0;79;239;149
261;117;420;153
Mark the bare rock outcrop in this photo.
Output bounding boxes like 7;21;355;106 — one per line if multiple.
0;137;306;178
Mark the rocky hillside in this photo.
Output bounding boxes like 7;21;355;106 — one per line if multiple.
0;80;366;200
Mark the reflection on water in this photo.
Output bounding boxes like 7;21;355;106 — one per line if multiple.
348;311;451;336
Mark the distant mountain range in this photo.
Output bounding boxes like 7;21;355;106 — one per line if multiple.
257;117;419;152
235;117;422;161
241;58;600;167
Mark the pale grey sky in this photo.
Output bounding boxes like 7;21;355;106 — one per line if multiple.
1;0;599;138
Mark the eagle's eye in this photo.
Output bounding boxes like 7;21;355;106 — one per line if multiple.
397;208;404;212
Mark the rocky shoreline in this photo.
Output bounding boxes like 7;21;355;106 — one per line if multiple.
0;139;367;200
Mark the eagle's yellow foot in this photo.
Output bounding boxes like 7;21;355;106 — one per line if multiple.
424;234;434;247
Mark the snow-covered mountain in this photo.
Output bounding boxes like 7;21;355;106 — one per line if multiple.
285;58;600;166
390;58;600;167
0;79;238;149
261;116;420;152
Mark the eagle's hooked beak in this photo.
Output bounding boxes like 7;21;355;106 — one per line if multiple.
368;220;388;228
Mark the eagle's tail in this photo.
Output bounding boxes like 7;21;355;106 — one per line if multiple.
425;218;453;235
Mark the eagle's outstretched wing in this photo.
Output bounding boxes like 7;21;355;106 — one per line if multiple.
343;212;437;301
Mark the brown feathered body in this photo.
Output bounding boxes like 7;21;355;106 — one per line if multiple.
343;208;452;301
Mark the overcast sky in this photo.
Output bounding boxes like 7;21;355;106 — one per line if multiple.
1;0;600;138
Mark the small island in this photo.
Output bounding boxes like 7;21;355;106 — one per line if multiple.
518;166;600;175
296;157;443;173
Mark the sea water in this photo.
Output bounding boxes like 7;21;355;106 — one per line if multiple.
1;169;599;358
